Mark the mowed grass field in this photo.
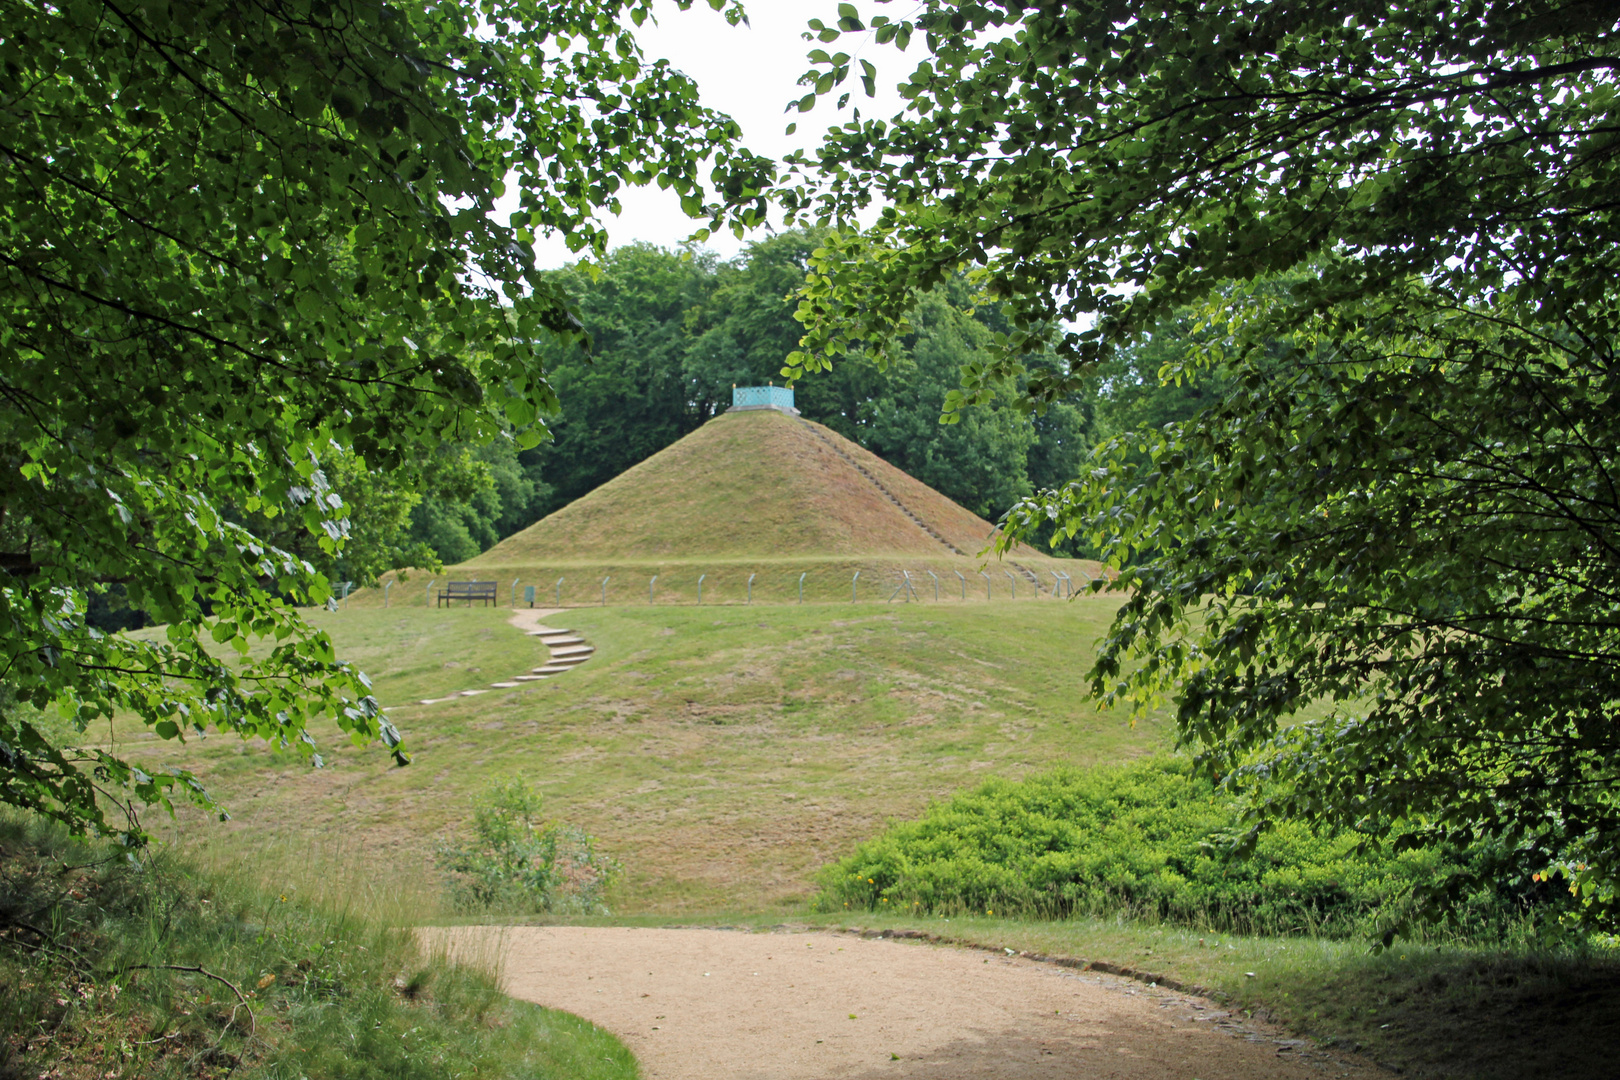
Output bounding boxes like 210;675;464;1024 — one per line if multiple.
116;597;1156;913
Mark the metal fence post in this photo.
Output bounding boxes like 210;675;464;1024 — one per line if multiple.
601;576;610;606
1050;570;1062;598
925;570;939;601
511;578;520;607
697;574;705;605
650;574;658;604
555;577;564;606
1005;570;1017;598
426;577;436;607
978;571;991;599
852;570;860;602
954;570;966;599
747;573;756;604
798;572;806;603
383;580;392;608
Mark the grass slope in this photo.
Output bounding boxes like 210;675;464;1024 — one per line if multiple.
112;600;1154;914
0;816;637;1080
476;409;1044;562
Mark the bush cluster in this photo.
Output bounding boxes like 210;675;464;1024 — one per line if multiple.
435;780;619;916
816;757;1555;938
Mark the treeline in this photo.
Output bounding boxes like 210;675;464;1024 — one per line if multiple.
269;230;1214;588
531;232;1091;526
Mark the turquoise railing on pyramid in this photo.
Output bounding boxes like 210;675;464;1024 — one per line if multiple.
731;385;795;410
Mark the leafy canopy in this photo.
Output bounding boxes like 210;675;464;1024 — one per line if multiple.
0;0;769;839
780;1;1620;930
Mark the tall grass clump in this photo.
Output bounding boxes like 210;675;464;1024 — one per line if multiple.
0;813;637;1080
816;757;1565;939
435;780;620;916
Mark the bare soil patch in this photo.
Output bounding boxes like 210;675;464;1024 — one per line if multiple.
433;926;1381;1080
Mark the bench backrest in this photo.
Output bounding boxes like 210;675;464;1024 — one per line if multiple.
443;581;497;594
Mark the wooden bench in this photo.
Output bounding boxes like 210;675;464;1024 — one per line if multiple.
437;580;498;607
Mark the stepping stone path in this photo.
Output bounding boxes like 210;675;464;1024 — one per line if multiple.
409;612;595;706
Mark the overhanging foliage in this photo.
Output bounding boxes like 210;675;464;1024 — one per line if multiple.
780;0;1620;930
0;0;770;838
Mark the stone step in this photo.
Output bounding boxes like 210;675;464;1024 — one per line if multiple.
457;689;487;697
489;681;520;689
548;645;594;658
537;635;585;646
531;665;579;675
513;674;548;682
527;627;570;636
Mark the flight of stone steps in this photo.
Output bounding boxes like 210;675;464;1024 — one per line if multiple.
799;417;1047;595
796;418;969;557
414;625;594;704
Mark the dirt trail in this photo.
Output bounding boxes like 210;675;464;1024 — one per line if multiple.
431;926;1379;1080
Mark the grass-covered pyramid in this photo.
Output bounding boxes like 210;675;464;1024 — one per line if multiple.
447;408;1079;605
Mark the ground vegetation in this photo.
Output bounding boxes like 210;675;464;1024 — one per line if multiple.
0;814;635;1080
818;757;1571;939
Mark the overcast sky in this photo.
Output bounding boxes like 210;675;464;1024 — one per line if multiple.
524;0;912;268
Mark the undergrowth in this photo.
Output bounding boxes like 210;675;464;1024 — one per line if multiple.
816;756;1572;939
0;814;637;1080
435;780;620;916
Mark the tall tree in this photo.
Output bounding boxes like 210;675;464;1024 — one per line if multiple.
782;1;1620;929
0;0;769;838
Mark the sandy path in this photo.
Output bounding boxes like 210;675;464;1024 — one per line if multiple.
432;927;1377;1080
507;607;566;633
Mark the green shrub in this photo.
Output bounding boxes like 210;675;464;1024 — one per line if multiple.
815;757;1555;938
435;780;620;915
0;814;636;1080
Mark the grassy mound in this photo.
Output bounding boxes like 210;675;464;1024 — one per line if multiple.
474;409;1047;563
0;816;636;1080
816;757;1564;938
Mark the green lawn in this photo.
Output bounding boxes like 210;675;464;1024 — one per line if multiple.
112;595;1620;1079
126;597;1160;914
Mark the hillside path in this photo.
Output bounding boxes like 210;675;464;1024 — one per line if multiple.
431;926;1378;1080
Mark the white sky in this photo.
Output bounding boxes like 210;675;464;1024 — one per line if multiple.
523;0;913;268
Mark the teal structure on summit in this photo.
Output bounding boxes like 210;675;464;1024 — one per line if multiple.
728;384;798;415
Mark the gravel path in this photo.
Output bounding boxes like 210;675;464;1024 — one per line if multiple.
431;926;1380;1080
